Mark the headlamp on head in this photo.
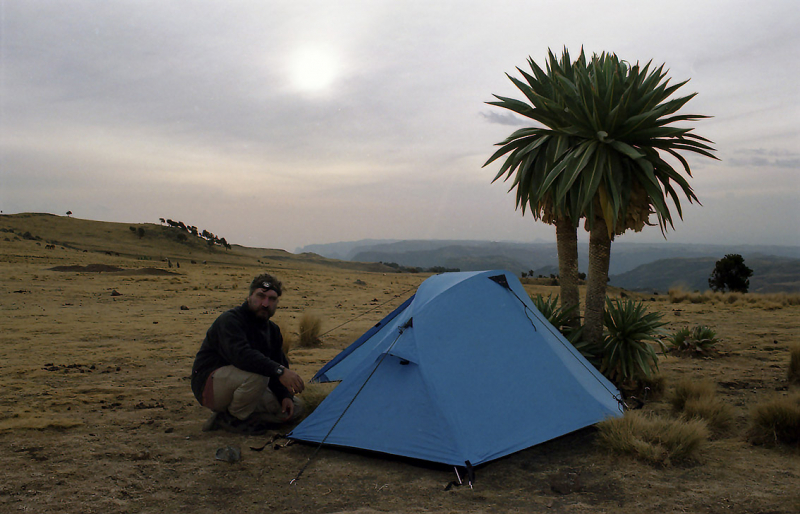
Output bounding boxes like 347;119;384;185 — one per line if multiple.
259;282;278;294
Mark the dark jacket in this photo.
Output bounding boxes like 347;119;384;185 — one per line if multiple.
191;302;290;404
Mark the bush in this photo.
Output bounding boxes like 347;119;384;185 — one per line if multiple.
667;325;721;357
789;344;800;386
600;299;667;386
298;312;324;348
748;393;800;446
596;411;708;466
709;253;753;293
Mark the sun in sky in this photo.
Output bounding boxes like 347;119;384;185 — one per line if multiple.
288;45;340;93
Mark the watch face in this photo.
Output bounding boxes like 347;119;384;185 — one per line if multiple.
277;366;284;375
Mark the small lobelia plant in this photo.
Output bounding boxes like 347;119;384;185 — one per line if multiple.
668;325;721;357
600;298;667;388
530;293;583;347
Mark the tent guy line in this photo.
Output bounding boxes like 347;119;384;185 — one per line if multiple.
290;319;412;485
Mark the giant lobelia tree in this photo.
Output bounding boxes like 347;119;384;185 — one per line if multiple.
485;48;717;348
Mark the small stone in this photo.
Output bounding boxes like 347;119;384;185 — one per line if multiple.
111;290;122;296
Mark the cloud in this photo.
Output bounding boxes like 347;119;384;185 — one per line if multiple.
729;149;800;169
479;111;528;126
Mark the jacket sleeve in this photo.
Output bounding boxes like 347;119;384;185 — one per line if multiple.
213;311;283;378
267;327;291;401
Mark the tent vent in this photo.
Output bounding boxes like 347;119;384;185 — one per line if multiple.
488;274;511;289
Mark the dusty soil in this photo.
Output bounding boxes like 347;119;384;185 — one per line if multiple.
1;216;799;513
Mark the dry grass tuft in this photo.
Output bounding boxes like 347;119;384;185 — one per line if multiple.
669;377;733;436
789;344;800;386
596;411;708;465
299;382;336;417
748;393;800;446
682;396;736;436
668;286;691;304
670;377;717;412
298;312;324;348
666;287;800;308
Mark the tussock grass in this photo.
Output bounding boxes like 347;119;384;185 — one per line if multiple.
596;411;708;465
299;382;335;417
298;312;324;348
670;377;717;412
748;393;800;446
667;286;800;308
682;396;735;436
789;344;800;386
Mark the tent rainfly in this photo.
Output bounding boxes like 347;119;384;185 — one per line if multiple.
288;270;623;468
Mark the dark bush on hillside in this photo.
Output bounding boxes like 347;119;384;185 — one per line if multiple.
709;253;753;293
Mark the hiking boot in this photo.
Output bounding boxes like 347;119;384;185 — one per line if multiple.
202;412;221;432
215;412;274;436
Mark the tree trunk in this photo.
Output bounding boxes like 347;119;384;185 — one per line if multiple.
555;217;580;329
583;217;612;348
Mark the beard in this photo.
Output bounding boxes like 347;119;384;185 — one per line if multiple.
254;306;274;319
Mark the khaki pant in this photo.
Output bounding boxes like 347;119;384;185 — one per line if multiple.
206;365;304;424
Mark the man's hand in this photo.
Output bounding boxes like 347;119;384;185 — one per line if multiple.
278;368;305;395
281;397;294;420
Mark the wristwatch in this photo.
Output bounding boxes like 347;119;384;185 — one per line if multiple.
275;365;285;377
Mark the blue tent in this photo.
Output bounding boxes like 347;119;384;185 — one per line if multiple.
288;270;623;467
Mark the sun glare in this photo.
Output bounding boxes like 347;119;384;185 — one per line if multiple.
289;46;339;93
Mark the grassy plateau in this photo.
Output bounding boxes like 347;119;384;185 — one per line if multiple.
1;213;798;513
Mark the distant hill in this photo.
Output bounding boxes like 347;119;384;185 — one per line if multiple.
297;239;800;292
0;213;397;274
609;256;800;294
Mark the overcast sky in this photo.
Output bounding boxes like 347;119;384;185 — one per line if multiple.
1;0;798;252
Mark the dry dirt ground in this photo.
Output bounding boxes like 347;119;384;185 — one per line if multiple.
1;218;799;513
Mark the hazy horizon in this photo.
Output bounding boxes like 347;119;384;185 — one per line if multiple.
2;1;798;252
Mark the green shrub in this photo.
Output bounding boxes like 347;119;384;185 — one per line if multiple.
596;411;708;465
668;325;721;357
600;299;667;385
748;393;800;446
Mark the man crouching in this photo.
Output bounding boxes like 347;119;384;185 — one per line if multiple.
191;273;305;435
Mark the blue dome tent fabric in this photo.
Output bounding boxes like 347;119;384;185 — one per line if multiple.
288;270;623;467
